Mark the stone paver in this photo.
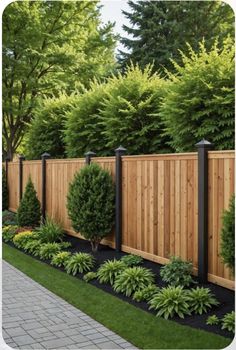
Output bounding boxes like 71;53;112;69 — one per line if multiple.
2;261;138;349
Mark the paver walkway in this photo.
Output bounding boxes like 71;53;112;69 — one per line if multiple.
2;261;137;349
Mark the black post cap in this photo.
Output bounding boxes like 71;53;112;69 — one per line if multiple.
84;151;96;157
5;156;10;161
41;152;51;159
115;145;127;154
18;154;25;160
195;139;213;149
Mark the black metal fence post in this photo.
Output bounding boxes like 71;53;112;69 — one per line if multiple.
115;146;127;252
195;139;213;283
41;152;51;221
85;151;96;165
19;154;25;203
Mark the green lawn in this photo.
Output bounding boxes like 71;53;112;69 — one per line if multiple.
3;243;232;349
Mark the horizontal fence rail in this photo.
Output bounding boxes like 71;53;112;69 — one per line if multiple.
6;149;235;289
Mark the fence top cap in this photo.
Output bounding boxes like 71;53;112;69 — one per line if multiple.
41;152;51;158
115;145;127;153
195;139;213;148
84;151;96;156
18;154;25;160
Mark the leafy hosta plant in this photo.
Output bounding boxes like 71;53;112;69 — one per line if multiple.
133;284;160;302
83;272;97;283
206;315;220;326
37;216;64;243
39;243;62;260
2;225;18;242
51;251;71;267
65;253;95;275
97;260;126;285
113;267;155;297
149;286;191;319
13;231;37;249
121;254;143;267
23;239;41;256
221;311;235;333
160;256;194;287
187;287;219;315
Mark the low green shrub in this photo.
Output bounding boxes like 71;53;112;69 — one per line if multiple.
221;311;235;333
206;315;220;326
37;217;64;243
51;251;71;267
113;267;155;297
97;260;126;285
132;284;160;302
23;239;41;256
149;286;191;319
160;256;194;287
2;210;17;227
2;225;18;242
121;254;143;267
65;253;95;275
39;243;62;260
13;231;38;249
187;287;219;315
59;242;72;249
83;272;97;283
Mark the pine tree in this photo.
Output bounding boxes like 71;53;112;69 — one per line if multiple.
220;195;235;274
17;177;41;227
2;167;8;211
119;0;234;73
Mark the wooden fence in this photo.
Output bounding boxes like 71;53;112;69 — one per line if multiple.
5;149;235;289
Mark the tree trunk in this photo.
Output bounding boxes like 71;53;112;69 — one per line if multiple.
90;238;100;252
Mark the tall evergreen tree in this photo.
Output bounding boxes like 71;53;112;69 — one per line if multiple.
119;0;234;73
2;0;116;159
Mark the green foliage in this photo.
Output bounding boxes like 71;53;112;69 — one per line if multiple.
3;0;116;158
132;284;160;302
59;242;72;250
2;210;17;227
113;267;155;297
220;195;235;273
83;272;98;283
97;259;126;285
206;315;220;326
39;243;62;260
149;286;191;319
221;311;235;333
160;256;194;287
2;225;18;242
37;217;64;243
65;253;95;275
13;231;37;249
67;163;115;252
119;0;234;73
121;254;143;267
2;167;8;210
17;177;41;227
64;82;111;158
51;251;71;267
160;40;235;151
25;94;80;159
23;239;42;256
100;65;171;154
187;287;219;315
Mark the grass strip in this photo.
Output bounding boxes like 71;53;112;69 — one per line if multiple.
3;243;232;349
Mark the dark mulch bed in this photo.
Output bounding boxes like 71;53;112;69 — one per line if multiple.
5;234;235;339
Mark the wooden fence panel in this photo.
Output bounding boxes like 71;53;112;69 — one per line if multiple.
22;161;42;204
7;162;19;211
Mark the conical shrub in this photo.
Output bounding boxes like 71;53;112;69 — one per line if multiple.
17;177;41;227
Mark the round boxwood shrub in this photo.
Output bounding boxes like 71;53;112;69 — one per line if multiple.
220;195;235;274
67;163;115;252
17;177;41;227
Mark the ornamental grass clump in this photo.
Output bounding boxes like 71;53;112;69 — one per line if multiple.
113;267;155;297
39;243;62;260
187;287;219;315
2;225;18;242
51;251;71;267
221;311;235;333
160;256;194;287
149;286;191;319
65;253;95;275
132;284;160;302
37;216;64;243
67;163;115;252
17;177;41;227
97;259;126;285
121;254;143;267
